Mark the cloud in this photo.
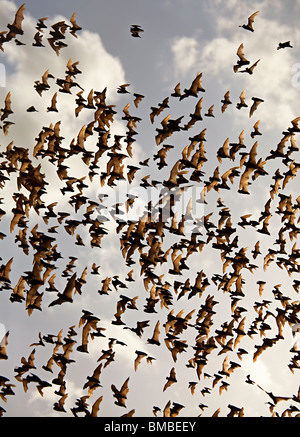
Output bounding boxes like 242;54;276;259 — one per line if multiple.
171;36;200;77
0;1;142;414
0;0;299;419
0;1;131;217
0;3;127;140
1;14;126;149
170;3;300;132
1;4;126;98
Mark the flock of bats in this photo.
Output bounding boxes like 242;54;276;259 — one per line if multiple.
0;4;299;417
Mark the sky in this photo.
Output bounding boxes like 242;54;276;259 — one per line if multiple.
0;0;300;418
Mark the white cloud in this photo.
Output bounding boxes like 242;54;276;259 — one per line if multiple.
1;12;126;143
171;36;200;76
170;5;300;132
0;1;131;217
0;0;148;242
0;0;299;419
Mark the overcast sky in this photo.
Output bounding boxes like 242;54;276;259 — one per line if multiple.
0;0;300;418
